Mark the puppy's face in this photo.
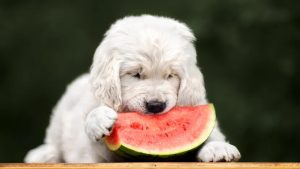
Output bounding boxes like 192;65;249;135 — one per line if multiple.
90;16;206;113
120;59;180;114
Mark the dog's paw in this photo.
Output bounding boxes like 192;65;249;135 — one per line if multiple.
85;106;118;142
24;144;60;163
197;141;241;162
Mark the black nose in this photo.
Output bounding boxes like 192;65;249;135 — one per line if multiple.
146;101;166;114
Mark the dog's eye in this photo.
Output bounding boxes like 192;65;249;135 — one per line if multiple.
133;73;141;79
167;74;173;79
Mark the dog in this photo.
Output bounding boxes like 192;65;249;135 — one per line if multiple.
25;15;241;163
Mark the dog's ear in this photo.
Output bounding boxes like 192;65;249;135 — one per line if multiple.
90;44;122;111
175;23;207;106
177;63;207;106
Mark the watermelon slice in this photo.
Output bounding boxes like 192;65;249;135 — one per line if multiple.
104;104;216;160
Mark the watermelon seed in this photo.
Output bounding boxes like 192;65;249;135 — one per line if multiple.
130;122;143;130
182;124;187;131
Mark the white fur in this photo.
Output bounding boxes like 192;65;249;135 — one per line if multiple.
198;141;241;162
24;15;240;163
85;106;117;141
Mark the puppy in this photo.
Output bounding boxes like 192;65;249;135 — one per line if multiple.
25;15;241;163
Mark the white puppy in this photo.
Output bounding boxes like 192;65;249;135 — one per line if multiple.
25;15;241;163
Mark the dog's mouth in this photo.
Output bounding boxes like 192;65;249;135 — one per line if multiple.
144;111;166;115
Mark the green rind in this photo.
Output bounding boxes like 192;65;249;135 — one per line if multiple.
114;142;202;161
106;104;216;160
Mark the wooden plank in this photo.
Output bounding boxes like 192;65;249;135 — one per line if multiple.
0;163;300;169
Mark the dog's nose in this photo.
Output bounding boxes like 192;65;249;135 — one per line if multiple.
146;101;166;114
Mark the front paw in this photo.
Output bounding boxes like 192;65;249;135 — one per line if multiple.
197;141;241;162
85;106;118;142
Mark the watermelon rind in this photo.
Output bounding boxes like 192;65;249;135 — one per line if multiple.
105;104;216;159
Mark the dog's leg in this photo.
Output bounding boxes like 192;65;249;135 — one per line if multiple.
85;106;118;142
24;98;64;163
24;144;60;163
24;109;62;163
197;122;241;162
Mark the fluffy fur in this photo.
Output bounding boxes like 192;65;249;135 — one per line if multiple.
25;15;241;163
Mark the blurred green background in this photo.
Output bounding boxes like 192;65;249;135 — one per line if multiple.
0;0;299;162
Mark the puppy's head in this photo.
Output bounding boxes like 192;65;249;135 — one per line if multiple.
90;15;207;114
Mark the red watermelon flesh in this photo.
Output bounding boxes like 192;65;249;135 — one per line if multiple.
104;104;216;158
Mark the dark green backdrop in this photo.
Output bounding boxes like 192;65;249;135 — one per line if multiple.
0;0;299;162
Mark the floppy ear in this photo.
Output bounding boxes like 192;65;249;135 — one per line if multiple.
172;19;207;106
177;63;207;106
90;44;122;111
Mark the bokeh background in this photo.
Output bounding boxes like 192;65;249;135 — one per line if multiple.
0;0;299;162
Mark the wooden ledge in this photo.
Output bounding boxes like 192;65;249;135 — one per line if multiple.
0;163;300;169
